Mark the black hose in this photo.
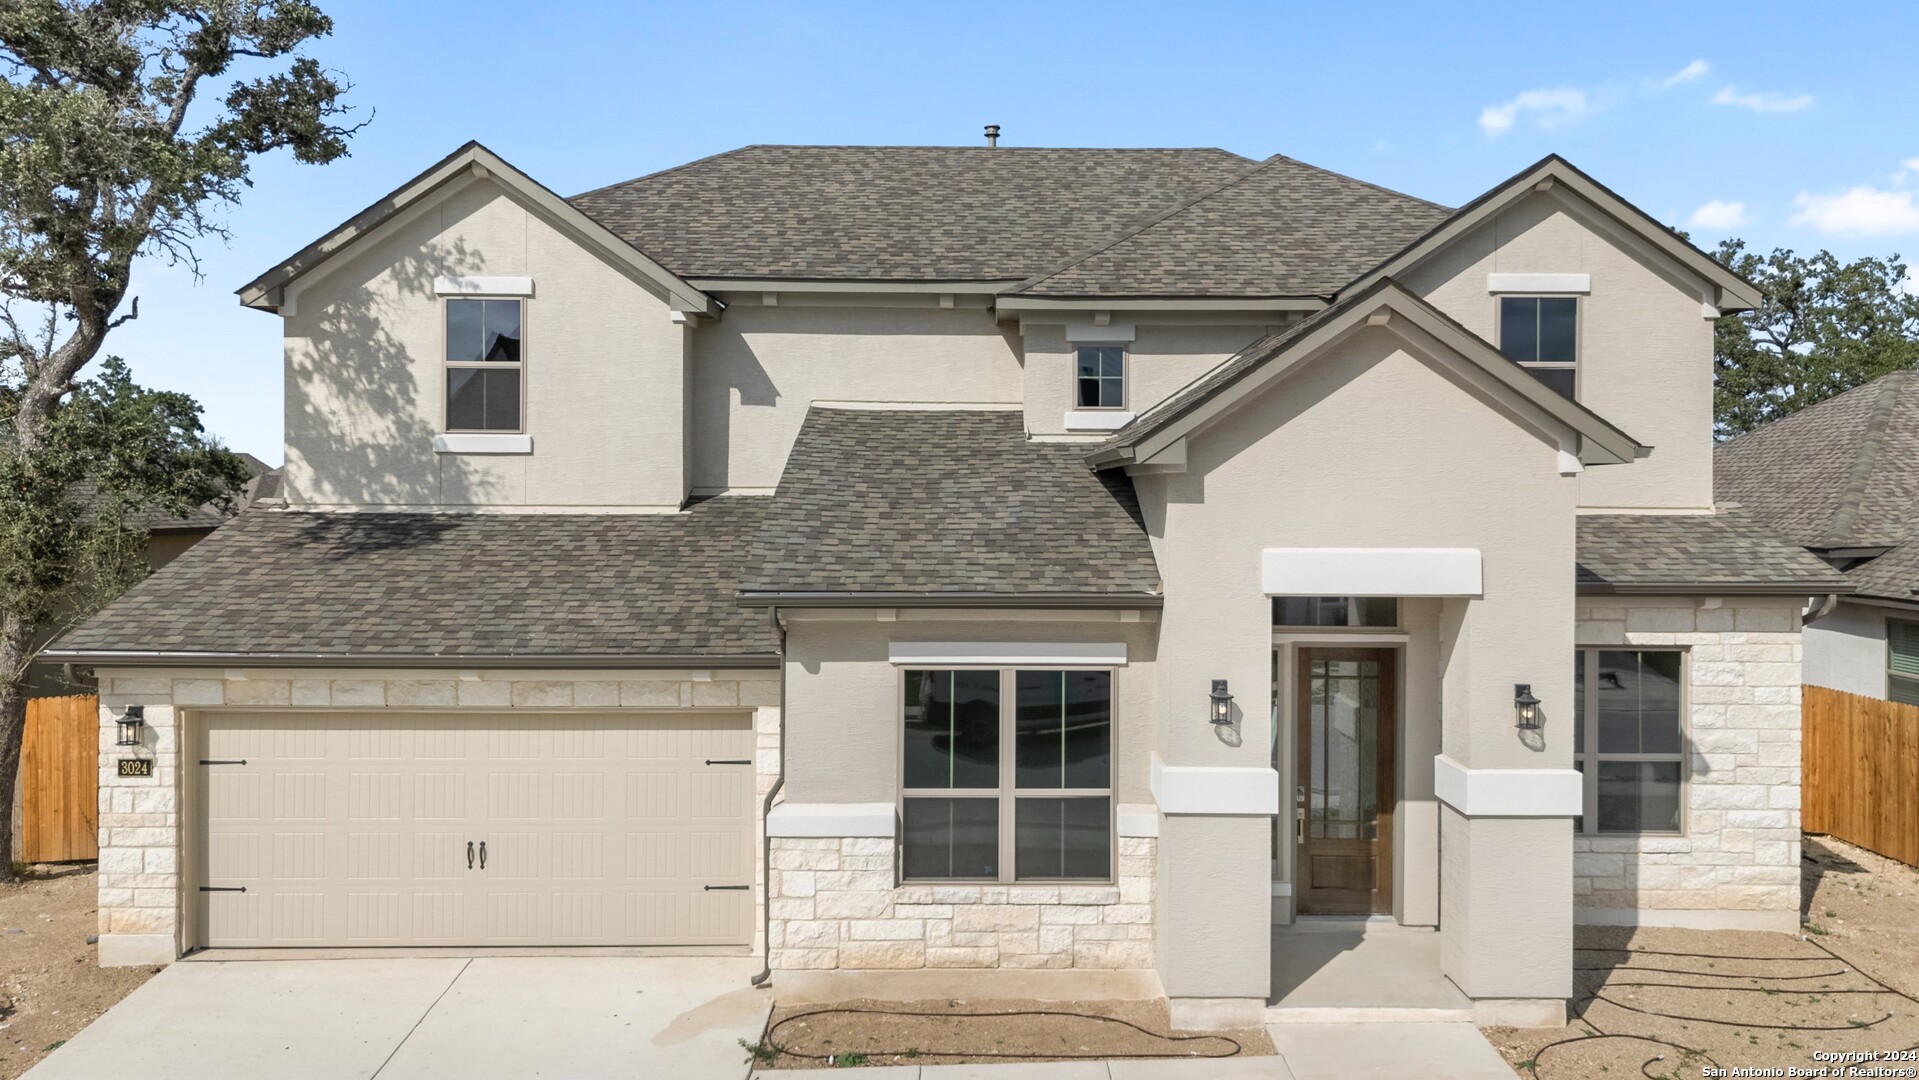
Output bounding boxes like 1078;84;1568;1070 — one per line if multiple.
760;1005;1245;1065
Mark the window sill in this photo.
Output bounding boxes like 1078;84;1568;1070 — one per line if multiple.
1062;410;1135;432
432;433;532;455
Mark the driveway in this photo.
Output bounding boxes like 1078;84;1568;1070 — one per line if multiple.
23;956;771;1080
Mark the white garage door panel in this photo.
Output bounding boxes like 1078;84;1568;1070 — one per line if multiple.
200;712;755;948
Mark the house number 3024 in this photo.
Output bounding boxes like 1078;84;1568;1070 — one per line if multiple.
116;759;154;778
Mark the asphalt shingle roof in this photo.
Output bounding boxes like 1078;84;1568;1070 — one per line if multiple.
50;497;778;660
1576;509;1851;593
1010;155;1452;298
743;408;1160;598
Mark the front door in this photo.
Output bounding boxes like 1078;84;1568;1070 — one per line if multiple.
1294;648;1395;915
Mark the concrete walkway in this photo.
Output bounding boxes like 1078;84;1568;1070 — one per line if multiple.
25;956;771;1080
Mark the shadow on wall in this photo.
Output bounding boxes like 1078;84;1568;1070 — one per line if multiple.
286;238;504;509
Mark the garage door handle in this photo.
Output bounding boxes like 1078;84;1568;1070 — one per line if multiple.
478;841;487;869
704;884;750;891
199;886;247;893
704;759;752;765
199;759;247;765
467;841;474;869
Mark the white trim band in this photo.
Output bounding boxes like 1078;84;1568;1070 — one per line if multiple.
434;275;535;296
1063;410;1136;432
1064;320;1136;344
1433;755;1582;817
766;802;897;838
433;433;533;455
887;642;1128;666
1150;754;1280;815
1262;548;1482;597
1116;803;1160;838
1487;273;1590;294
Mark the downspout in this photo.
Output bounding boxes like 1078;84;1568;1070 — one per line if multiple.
750;606;787;988
1805;594;1840;624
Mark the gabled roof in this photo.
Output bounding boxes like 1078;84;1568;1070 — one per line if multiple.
1007;155;1452;299
238;142;715;316
1083;278;1647;470
1716;371;1919;550
1576;509;1852;595
44;497;779;666
568;145;1255;284
1342;155;1762;313
740;408;1159;605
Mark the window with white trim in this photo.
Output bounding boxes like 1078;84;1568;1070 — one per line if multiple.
1075;346;1126;409
1889;619;1919;705
1498;296;1578;400
445;298;523;432
1574;649;1684;834
901;668;1113;881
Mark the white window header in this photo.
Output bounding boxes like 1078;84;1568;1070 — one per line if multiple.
888;642;1127;666
1262;548;1482;598
1064;319;1136;344
1487;273;1590;294
1062;410;1135;432
435;275;535;296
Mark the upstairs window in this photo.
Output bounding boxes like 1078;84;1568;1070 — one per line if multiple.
1076;346;1126;409
1889;619;1919;705
1498;296;1578;400
445;298;523;432
1273;597;1399;628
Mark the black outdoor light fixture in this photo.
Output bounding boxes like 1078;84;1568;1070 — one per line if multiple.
116;705;146;747
1209;679;1234;725
1514;684;1542;730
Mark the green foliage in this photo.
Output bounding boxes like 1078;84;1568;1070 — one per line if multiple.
1713;241;1919;438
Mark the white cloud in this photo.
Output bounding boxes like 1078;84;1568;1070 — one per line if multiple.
1789;187;1919;236
1660;60;1710;89
1687;199;1748;229
1479;88;1589;138
1712;86;1813;114
1902;157;1919;178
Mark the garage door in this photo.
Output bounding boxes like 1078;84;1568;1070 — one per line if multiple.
197;712;755;948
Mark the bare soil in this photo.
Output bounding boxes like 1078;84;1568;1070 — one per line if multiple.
1484;835;1919;1080
0;866;156;1080
754;996;1275;1069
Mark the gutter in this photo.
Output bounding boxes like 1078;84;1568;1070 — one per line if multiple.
750;606;787;989
735;591;1162;610
1575;582;1855;597
37;649;783;670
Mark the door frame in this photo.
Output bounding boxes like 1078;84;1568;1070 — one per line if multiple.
1293;646;1397;915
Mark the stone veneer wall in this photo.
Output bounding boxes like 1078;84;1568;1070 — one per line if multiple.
94;667;780;965
1572;597;1803;931
767;835;1156;970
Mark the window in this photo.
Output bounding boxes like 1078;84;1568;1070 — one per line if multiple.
1574;649;1684;834
1498;296;1578;400
1889;620;1919;705
1273;597;1399;628
1076;346;1126;409
445;298;523;432
901;668;1113;881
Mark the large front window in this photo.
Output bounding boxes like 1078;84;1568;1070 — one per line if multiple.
901;668;1113;881
1574;649;1685;834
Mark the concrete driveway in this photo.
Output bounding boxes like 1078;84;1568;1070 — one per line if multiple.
24;956;771;1080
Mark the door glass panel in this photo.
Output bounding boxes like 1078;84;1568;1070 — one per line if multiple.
1310;660;1379;841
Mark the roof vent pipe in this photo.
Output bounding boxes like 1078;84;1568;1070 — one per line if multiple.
985;124;1000;148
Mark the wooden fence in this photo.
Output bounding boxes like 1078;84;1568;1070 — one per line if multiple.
16;694;99;863
1804;684;1919;867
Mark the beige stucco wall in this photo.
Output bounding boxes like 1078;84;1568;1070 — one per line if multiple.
688;300;1023;493
779;611;1160;806
1020;321;1279;438
1135;323;1583;1003
282;177;692;510
1400;190;1716;511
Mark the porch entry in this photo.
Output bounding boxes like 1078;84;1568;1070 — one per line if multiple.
1293;648;1395;915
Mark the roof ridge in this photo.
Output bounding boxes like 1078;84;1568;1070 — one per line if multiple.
1821;370;1910;546
1008;155;1290;295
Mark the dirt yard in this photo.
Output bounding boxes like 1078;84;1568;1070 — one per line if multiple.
0;866;155;1080
1486;835;1919;1080
751;996;1275;1069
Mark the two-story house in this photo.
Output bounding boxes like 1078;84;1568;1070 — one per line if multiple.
49;138;1846;1030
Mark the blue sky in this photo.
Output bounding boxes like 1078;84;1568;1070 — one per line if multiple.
105;0;1919;462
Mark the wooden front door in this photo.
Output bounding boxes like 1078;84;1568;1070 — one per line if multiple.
1294;648;1395;915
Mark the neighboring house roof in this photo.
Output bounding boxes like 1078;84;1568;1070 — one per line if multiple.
1008;155;1452;299
237;142;716;316
1717;370;1919;604
1576;510;1853;595
569;145;1256;284
1084;277;1647;470
144;452;280;534
43;497;779;666
739;408;1160;605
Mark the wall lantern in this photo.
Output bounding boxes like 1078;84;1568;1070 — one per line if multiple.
1513;684;1542;730
116;705;146;747
1209;680;1234;725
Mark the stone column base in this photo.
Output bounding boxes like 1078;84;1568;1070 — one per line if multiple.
1472;997;1566;1027
99;933;175;967
1168;996;1266;1030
